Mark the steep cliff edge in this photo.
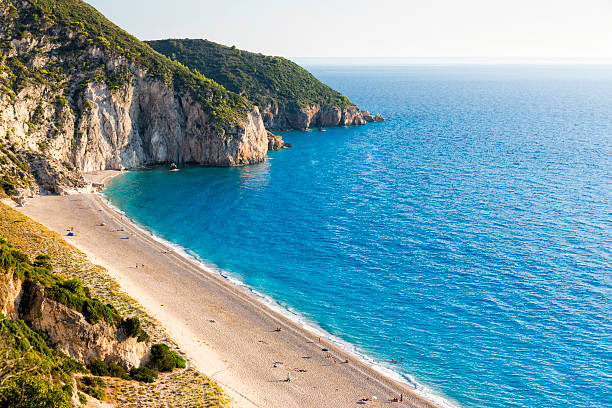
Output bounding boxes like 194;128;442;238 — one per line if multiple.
0;243;150;369
0;0;268;195
0;239;155;406
19;281;150;368
147;39;384;130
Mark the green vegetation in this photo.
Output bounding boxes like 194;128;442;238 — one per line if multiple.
84;351;179;384
0;237;191;404
87;359;129;380
120;317;141;337
119;316;150;342
147;39;353;112
0;373;70;408
0;316;85;408
1;0;253;127
77;376;105;400
3;242;122;326
3;244;148;337
0;237;145;338
87;357;170;383
129;366;158;383
147;343;186;372
45;278;121;325
0;205;230;406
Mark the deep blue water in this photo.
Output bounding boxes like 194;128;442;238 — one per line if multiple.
105;65;612;408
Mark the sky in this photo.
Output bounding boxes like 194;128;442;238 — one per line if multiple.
87;0;612;61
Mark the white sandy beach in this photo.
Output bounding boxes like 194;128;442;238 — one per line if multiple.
17;172;439;408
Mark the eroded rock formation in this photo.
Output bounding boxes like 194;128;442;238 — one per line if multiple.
261;104;383;130
267;131;286;151
0;66;268;193
0;273;149;369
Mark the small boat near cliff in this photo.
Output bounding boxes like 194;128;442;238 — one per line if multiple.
169;162;179;172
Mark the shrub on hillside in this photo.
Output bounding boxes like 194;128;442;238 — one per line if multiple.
77;376;106;400
87;359;129;380
147;343;186;372
120;317;140;337
33;254;53;270
119;316;149;342
0;374;70;408
129;366;158;383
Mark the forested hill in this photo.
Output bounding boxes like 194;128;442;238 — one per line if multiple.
147;39;380;130
147;39;352;112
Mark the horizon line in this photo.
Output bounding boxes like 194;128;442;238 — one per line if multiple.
289;56;612;65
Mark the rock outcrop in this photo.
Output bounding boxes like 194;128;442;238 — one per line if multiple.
20;282;149;368
267;131;286;151
146;39;384;132
0;273;148;369
261;104;383;130
0;271;22;319
70;76;268;171
0;63;268;194
0;1;384;196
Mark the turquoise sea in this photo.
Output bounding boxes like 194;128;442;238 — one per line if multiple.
105;65;612;408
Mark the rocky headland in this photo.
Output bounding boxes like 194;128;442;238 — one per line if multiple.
0;1;383;197
0;0;267;195
261;104;383;130
147;39;384;131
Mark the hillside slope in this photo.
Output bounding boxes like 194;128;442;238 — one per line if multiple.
147;39;383;130
0;0;268;195
0;236;149;406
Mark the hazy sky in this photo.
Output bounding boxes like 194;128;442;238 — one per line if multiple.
87;0;612;59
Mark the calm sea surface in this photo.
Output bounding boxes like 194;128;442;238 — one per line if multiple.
105;65;612;408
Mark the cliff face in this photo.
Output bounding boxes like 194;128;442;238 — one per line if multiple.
0;270;22;318
0;0;268;194
21;282;149;368
0;273;148;369
70;66;268;172
261;104;383;130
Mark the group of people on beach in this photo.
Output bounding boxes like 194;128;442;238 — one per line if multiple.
359;393;403;403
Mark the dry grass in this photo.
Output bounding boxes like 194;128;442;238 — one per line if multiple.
103;369;229;407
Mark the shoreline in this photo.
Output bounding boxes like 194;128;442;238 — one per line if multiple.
82;169;125;188
96;170;454;406
98;193;457;408
17;184;448;408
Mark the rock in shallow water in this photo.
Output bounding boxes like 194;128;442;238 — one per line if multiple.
267;131;286;150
